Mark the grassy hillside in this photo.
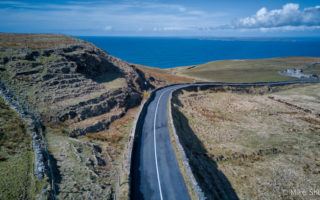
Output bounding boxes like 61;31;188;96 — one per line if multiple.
173;84;320;199
0;33;81;49
171;57;320;82
0;97;46;199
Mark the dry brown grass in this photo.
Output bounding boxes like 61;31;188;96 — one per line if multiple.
45;106;138;199
271;84;320;115
86;107;138;161
46;128;113;199
44;98;140;199
175;84;320;200
137;65;194;86
0;33;80;49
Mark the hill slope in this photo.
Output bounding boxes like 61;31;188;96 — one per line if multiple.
0;34;161;198
172;85;320;199
170;57;320;82
0;34;154;136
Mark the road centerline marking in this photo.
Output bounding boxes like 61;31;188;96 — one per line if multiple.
153;89;169;200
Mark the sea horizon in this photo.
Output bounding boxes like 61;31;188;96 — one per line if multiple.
79;36;320;68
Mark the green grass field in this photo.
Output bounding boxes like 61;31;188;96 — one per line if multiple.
0;97;45;200
173;57;320;82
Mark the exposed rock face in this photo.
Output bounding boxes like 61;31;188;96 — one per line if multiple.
0;34;157;199
0;34;152;137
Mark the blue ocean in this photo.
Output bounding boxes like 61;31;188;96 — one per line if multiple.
79;37;320;68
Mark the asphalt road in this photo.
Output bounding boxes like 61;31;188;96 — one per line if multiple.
131;85;189;200
130;80;320;200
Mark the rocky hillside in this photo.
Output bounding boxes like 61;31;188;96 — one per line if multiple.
0;34;154;136
0;34;194;199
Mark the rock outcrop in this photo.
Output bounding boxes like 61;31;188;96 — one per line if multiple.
0;33;165;199
0;34;152;137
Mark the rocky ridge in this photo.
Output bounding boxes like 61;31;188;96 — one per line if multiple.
0;34;154;137
0;34;193;199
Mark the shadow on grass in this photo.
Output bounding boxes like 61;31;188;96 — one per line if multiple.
172;95;239;200
47;152;62;197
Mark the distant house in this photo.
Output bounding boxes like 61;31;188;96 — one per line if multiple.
280;68;319;80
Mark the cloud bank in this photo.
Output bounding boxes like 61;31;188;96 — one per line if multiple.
0;1;222;35
0;1;320;36
234;3;320;30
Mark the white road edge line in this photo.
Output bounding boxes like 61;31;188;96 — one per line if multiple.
154;89;169;200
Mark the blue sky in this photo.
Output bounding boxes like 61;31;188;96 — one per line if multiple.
0;0;320;36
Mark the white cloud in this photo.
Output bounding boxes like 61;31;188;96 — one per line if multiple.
234;3;320;30
0;1;214;35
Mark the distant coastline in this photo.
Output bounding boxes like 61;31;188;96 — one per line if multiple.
80;36;320;68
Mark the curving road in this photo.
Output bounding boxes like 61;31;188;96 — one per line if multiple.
130;80;319;200
131;84;189;200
